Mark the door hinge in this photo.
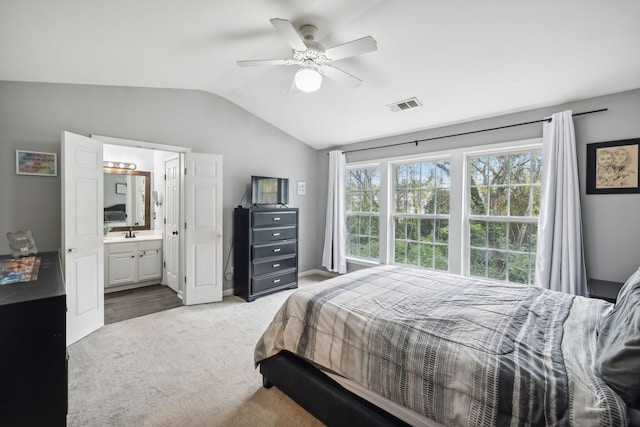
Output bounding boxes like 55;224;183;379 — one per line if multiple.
184;276;187;283
163;261;166;268
164;173;166;180
184;167;187;175
184;222;187;230
163;218;166;224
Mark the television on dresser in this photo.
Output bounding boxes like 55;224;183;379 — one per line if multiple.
251;176;289;205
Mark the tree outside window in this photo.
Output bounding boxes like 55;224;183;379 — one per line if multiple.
467;151;542;284
346;167;380;261
392;160;450;271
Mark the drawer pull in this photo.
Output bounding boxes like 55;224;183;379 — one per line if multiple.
273;279;281;284
272;232;280;236
272;264;280;268
273;217;280;221
273;248;281;253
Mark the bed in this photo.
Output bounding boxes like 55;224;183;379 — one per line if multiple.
255;265;640;426
104;203;127;226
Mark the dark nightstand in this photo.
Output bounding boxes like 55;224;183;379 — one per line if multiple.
588;278;624;303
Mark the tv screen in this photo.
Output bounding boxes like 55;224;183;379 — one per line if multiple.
251;176;289;205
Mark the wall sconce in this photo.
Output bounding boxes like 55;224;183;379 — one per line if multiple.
152;190;163;206
104;161;136;170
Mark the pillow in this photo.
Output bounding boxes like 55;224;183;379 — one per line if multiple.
6;230;38;258
595;266;640;409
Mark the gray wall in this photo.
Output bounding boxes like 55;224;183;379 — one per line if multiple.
0;81;320;291
317;88;640;284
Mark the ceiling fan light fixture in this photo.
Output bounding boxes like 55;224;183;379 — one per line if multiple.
294;67;322;92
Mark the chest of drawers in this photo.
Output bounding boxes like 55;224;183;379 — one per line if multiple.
0;252;67;426
234;207;298;301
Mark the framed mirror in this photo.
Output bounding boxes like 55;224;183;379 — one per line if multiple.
103;168;151;231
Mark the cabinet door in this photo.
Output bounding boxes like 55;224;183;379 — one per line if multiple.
108;252;137;286
139;249;162;281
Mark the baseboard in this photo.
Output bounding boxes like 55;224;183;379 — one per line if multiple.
223;288;233;297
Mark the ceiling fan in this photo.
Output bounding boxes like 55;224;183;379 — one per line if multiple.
237;18;377;93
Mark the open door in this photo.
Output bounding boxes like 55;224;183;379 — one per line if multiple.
164;157;180;293
62;131;104;345
184;153;223;305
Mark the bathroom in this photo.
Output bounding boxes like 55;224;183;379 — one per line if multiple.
102;143;180;299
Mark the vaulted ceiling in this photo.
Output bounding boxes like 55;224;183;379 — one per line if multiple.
2;0;639;149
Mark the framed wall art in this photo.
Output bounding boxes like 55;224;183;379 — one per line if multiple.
115;183;127;194
586;138;640;194
15;150;58;176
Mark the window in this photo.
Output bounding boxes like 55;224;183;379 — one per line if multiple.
467;150;542;284
344;138;542;285
345;166;380;261
392;160;450;270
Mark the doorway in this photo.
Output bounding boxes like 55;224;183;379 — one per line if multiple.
102;142;181;298
63;131;224;345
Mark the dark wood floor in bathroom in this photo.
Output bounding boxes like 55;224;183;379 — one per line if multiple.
104;284;182;324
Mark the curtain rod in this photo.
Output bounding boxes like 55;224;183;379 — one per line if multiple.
339;108;608;155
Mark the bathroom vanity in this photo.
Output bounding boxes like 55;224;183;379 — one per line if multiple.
104;233;163;292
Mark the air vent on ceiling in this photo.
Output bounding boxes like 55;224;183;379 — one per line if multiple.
386;97;422;112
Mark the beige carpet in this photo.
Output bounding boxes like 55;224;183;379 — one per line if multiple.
68;276;329;427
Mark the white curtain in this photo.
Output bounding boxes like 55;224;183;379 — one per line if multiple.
534;110;588;295
322;150;347;274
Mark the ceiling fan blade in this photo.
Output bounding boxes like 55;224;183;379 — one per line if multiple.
324;36;377;61
270;18;307;51
321;65;363;89
237;59;291;67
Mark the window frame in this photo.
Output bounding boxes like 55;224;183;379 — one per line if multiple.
344;137;542;280
461;142;543;280
344;162;383;265
390;156;453;271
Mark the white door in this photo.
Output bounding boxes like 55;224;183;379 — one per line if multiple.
184;153;223;305
62;131;104;345
164;157;180;293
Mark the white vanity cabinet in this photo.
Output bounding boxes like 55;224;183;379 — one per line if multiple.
104;238;162;290
138;241;163;281
107;242;138;286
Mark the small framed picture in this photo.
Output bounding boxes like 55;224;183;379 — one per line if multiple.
586;138;640;194
16;150;57;176
116;183;127;194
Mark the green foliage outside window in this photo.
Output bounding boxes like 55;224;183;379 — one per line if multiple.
468;151;541;284
393;160;450;271
346;167;380;261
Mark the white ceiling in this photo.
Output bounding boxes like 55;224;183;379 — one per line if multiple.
2;0;639;150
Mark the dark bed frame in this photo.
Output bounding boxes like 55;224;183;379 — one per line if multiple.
259;351;410;427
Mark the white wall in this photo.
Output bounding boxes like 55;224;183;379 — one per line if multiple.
0;81;321;291
317;88;640;284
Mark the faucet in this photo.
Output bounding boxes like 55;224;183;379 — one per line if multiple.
124;228;136;239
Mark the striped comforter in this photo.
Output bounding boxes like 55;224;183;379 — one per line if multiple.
255;265;629;426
